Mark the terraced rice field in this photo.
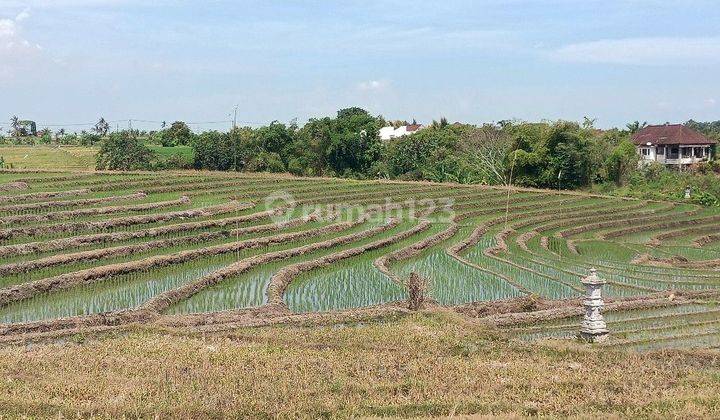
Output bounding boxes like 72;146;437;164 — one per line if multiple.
1;170;719;350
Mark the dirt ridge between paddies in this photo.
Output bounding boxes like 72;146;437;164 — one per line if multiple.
139;213;397;313
0;201;250;241
0;195;190;225
4;289;719;347
0;209;308;276
478;290;720;327
0;211;392;336
556;203;697;239
0;181;29;192
632;253;720;270
0;192;147;213
0;205;276;258
0;188;90;204
266;218;430;306
0;210;360;307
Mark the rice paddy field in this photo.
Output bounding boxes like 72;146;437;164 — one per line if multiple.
0;169;719;352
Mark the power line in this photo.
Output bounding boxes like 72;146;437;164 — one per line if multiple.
16;117;272;130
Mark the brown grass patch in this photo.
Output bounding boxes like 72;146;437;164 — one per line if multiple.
0;312;717;418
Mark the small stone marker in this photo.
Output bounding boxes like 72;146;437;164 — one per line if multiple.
580;268;609;343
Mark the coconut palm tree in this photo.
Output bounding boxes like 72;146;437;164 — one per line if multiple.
626;121;648;134
10;116;20;136
94;117;110;136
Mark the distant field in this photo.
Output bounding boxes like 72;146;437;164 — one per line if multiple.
147;144;194;161
0;146;97;170
0;145;194;170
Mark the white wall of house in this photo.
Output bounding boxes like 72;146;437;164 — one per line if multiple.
639;146;656;161
379;126;396;141
379;125;422;141
638;144;712;165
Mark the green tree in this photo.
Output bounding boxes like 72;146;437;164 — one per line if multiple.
94;117;110;136
96;131;155;170
192;128;250;171
606;139;638;185
158;121;193;146
626;121;648;134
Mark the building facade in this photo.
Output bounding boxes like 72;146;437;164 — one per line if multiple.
632;124;716;166
379;124;423;141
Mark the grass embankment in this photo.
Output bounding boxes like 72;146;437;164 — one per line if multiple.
0;312;718;418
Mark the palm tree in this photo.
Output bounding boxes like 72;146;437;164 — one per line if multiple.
626;121;648;134
94;117;110;136
10;116;20;136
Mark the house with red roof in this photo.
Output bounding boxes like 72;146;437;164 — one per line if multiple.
632;124;717;166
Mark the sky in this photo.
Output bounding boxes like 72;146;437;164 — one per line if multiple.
0;0;718;132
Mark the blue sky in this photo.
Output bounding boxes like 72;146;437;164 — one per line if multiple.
1;0;718;131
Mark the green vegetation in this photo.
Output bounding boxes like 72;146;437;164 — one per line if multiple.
4;112;720;206
0;170;718;349
96;132;156;170
0;146;97;170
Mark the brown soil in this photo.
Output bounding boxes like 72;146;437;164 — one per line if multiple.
0;201;250;240
0;181;29;191
0;213;353;307
0;206;277;258
139;215;390;313
0;188;90;204
0;213;313;276
481;291;718;327
556;203;680;238
0;192;146;213
0;196;190;225
632;253;720;269
602;213;720;240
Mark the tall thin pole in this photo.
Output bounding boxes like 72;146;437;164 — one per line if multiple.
231;105;239;172
234;105;241;258
504;150;517;229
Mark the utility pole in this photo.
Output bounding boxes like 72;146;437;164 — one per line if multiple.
233;105;238;130
232;105;240;257
231;105;239;172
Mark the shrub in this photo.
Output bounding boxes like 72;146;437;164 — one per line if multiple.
246;151;285;173
96;131;155;170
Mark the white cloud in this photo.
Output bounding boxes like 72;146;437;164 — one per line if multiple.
552;37;720;65
0;10;42;80
15;8;30;22
705;98;717;107
357;79;389;92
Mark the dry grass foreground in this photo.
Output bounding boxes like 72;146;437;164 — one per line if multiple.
0;311;718;418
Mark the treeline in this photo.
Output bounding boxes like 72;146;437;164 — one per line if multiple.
189;108;647;189
9;108;720;204
93;107;643;188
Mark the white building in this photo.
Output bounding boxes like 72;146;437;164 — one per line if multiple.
379;124;423;141
633;124;716;166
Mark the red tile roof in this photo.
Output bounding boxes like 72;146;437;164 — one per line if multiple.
632;124;716;146
406;124;422;132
